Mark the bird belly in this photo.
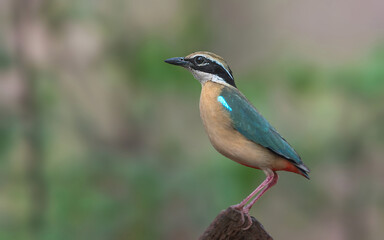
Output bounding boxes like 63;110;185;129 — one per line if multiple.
199;82;284;170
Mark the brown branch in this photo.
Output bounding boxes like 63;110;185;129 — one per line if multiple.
199;207;273;240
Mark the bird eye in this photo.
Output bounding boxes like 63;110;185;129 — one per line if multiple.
195;56;206;65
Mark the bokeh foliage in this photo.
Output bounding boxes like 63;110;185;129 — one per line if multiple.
1;0;384;240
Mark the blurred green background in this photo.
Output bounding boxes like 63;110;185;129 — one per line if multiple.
1;0;384;239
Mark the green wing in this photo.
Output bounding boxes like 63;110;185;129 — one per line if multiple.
219;87;304;167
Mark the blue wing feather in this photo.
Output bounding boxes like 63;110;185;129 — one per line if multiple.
219;87;303;166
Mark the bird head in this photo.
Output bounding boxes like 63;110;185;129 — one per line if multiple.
165;51;236;88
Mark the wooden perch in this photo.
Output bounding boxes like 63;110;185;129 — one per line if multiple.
199;207;273;240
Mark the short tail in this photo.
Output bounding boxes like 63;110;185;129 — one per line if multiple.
296;163;310;179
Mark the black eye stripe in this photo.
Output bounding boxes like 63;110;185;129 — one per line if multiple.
186;56;208;65
188;57;236;88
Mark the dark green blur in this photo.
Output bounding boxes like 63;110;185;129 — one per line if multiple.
1;0;383;240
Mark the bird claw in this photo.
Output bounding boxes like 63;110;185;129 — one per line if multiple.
230;206;253;230
230;206;246;227
242;214;253;230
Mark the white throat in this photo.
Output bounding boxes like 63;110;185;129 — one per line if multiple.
188;69;231;87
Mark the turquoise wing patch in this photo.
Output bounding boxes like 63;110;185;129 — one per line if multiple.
217;96;232;111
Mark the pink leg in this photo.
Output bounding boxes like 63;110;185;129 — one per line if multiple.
231;173;274;210
231;170;279;230
243;171;278;213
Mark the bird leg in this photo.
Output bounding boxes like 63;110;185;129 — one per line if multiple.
231;173;274;210
244;172;278;213
231;170;278;229
242;172;278;230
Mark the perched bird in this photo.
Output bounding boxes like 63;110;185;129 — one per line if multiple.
165;51;309;226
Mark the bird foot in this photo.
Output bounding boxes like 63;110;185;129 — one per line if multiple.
230;206;253;230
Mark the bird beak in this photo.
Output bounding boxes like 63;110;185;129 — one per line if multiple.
164;57;190;67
